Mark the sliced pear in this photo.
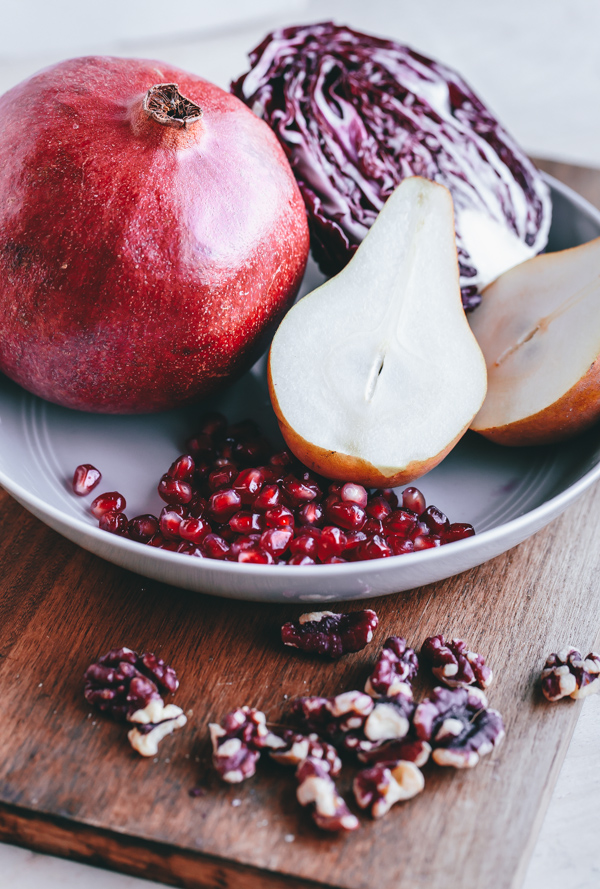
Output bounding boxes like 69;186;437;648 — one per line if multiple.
268;177;487;486
470;237;600;446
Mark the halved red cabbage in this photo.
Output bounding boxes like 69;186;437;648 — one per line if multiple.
232;22;551;310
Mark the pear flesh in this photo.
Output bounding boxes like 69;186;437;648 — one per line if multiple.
470;237;600;446
268;177;488;486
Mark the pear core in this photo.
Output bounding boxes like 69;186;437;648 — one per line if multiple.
268;177;488;485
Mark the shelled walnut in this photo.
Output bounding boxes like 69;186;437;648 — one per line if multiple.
296;757;359;832
353;761;424;818
413;686;504;768
541;647;600;701
210;706;285;783
422;634;492;690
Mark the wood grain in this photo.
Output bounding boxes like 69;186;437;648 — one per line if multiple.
0;161;599;889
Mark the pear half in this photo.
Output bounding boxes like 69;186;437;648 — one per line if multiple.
268;177;487;486
470;237;600;446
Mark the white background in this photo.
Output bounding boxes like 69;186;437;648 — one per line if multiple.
1;1;599;887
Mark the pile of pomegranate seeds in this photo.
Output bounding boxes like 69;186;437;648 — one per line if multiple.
73;413;475;564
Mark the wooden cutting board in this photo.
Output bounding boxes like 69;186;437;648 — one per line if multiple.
0;160;599;889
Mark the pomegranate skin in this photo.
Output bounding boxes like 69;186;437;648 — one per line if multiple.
0;57;309;413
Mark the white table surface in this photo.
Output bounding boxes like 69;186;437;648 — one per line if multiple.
1;1;599;886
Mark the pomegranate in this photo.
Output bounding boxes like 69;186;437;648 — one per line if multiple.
0;58;309;413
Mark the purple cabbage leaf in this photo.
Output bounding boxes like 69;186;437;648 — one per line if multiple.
232;22;552;310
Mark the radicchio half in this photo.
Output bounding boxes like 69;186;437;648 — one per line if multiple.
232;22;551;309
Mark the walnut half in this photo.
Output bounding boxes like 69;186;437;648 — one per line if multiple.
422;634;493;690
413;686;504;769
353;761;424;818
541;647;600;702
210;706;286;783
296;757;359;832
127;698;187;757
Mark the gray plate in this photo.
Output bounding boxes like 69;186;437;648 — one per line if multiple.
0;175;598;602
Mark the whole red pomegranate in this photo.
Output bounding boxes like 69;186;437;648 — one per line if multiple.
0;57;309;412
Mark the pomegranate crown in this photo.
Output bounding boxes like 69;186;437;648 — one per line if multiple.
143;83;203;129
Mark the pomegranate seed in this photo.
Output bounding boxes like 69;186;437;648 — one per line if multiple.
422;505;450;534
373;488;399;509
289;534;320;559
234;467;264;504
299;525;322;539
323;492;341;511
217;524;237;542
264;505;294;528
253;483;281;512
343;530;368;557
208;488;242;522
356;535;392;560
362;518;384;538
127;514;159;543
213;455;236;468
202;533;230;559
187;494;208;518
91;491;126;518
366;496;392;521
384;509;418;537
220;439;236;462
198;411;228;439
409;521;430;541
179;517;211;544
72;464;101;496
98;511;128;535
325;500;366;531
413;535;441;551
261;527;293;556
208;464;237;492
177;541;204;556
402;487;426;514
237;546;274;564
388;536;415;555
185;433;214;458
317;526;347;561
234;437;271;465
229;511;264;534
270;450;295;471
167;454;195;481
255;465;278;484
282;475;320;506
194;458;212;481
340;482;368;508
148;533;179;551
443;523;476;543
288;554;316;566
229;534;261;559
159;505;187;540
297;502;324;526
157;475;193;506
